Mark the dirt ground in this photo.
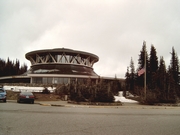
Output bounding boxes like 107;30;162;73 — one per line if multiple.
7;90;61;101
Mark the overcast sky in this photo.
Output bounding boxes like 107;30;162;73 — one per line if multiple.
0;0;180;78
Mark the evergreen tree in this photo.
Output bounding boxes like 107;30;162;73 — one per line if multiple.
157;56;167;101
170;47;179;84
137;41;149;87
0;57;28;77
126;43;179;104
5;58;12;76
19;63;28;75
15;59;20;75
129;57;135;93
125;66;130;91
0;59;6;76
169;47;179;97
149;45;158;89
149;45;158;72
166;66;177;102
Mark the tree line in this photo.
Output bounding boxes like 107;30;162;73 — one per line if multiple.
125;41;180;104
0;58;28;77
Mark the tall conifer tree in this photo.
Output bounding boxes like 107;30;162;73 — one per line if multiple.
157;56;167;101
129;57;135;93
169;47;179;97
125;67;130;91
149;45;158;89
137;41;149;87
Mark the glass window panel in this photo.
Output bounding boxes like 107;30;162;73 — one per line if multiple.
66;55;70;63
47;78;53;84
32;78;36;83
54;78;58;84
63;78;68;84
62;56;65;63
34;77;42;84
43;78;47;84
58;78;63;84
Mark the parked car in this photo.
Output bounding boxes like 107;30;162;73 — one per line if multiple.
17;92;35;104
0;86;6;102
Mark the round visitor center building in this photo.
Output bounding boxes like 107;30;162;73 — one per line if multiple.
25;48;99;84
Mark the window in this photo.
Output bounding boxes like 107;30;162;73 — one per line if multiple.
54;78;58;84
32;77;42;84
43;78;48;84
47;78;53;84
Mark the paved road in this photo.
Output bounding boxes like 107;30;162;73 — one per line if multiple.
0;102;180;135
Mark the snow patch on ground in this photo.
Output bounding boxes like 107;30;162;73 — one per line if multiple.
114;91;138;103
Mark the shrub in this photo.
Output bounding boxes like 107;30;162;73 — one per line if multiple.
42;87;50;94
54;81;116;103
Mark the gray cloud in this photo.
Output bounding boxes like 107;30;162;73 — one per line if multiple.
0;0;180;78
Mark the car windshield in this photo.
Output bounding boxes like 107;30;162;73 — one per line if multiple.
0;89;5;93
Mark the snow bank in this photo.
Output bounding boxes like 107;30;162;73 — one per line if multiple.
3;86;55;93
114;91;138;103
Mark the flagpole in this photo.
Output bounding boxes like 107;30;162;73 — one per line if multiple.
144;43;146;101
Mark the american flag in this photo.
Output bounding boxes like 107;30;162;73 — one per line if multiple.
138;68;145;76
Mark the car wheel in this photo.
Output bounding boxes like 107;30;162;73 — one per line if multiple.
31;101;34;104
3;99;6;102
